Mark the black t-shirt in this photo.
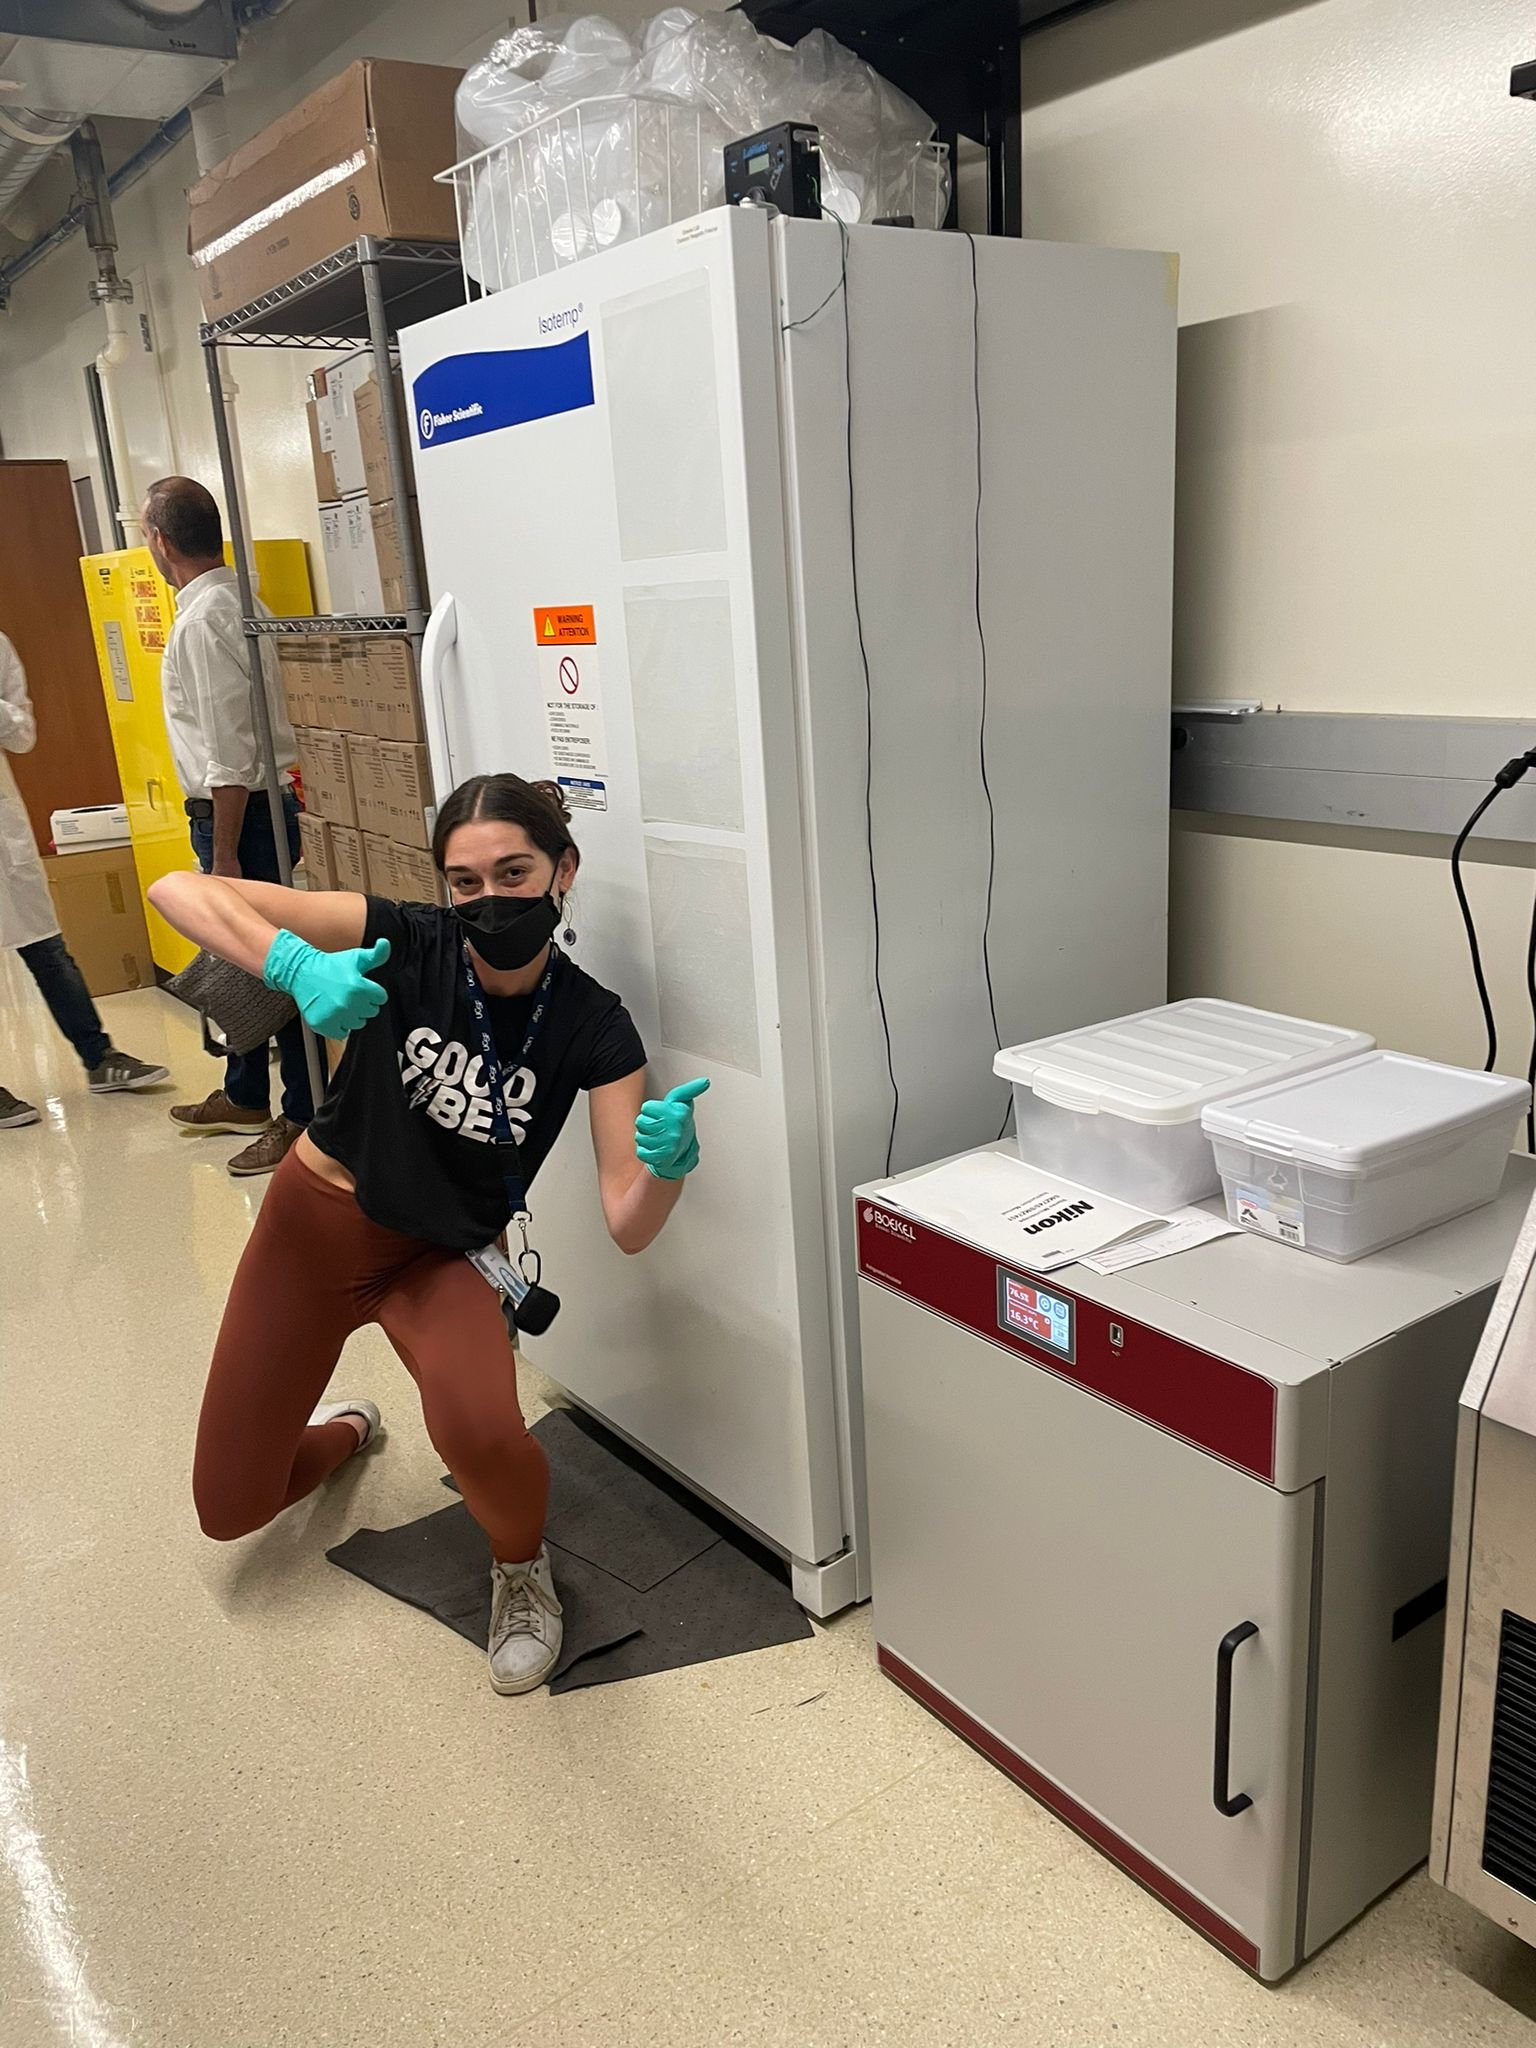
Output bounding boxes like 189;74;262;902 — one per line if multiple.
307;898;647;1249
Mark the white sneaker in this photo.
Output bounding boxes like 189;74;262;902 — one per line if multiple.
309;1398;385;1453
488;1545;563;1695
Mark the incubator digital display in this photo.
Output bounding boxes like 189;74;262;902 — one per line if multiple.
997;1273;1076;1361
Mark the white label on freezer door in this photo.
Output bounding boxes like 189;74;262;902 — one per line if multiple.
103;620;133;701
534;600;606;795
557;776;608;812
1233;1183;1306;1247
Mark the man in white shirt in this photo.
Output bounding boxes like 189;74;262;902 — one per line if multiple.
144;476;314;1176
0;631;169;1127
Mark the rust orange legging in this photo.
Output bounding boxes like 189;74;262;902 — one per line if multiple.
193;1147;549;1563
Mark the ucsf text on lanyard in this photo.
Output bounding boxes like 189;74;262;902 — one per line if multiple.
460;940;562;1336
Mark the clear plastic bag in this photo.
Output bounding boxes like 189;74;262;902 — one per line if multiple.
456;15;637;156
451;8;951;287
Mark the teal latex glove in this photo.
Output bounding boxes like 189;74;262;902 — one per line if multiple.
636;1077;709;1181
263;929;391;1038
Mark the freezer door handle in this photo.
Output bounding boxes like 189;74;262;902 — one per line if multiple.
420;591;458;831
1213;1619;1259;1817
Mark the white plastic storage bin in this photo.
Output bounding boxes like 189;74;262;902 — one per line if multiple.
1203;1051;1529;1263
995;1000;1374;1212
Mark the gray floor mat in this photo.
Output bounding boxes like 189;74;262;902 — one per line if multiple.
526;1407;720;1592
328;1503;644;1685
330;1408;814;1692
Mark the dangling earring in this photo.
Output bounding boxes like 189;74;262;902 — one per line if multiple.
560;891;576;948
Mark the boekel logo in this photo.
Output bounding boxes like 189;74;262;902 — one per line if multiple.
867;1207;916;1243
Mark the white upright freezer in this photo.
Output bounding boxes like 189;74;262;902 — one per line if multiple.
398;209;1176;1612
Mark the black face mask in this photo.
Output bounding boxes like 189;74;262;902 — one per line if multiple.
453;890;560;973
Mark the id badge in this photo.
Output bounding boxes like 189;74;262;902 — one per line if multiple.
466;1243;526;1302
466;1239;562;1338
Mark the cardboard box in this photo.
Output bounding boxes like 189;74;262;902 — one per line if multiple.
296;811;337;890
311;635;350;729
188;61;460;318
361;832;398;896
354;368;414;507
379;739;433;848
310;355;373;501
337;639;371;732
342;493;384;614
42;847;153;997
305;397;339;504
286;636;350;729
334;493;418;616
342;635;423;743
276;640;317;729
329;824;369;893
371;496;419;611
346;732;393;836
391;842;444;904
318;503;352;615
295;726;357;828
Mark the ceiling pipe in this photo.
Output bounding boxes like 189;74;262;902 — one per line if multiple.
0;108;189;306
0;104;80;222
70;121;144;546
189;83;259;598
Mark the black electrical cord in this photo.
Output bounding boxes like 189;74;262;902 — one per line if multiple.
1450;785;1504;1075
782;220;901;1175
963;233;1008;1146
843;231;901;1175
1450;747;1536;1090
1525;870;1536;1153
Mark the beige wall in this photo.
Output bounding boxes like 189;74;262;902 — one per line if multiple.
1025;0;1536;1074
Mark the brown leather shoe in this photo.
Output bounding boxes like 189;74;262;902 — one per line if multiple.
169;1090;272;1136
227;1117;304;1178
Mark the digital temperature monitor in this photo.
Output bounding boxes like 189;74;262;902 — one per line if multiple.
997;1272;1076;1362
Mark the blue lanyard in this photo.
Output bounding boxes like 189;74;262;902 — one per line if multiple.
458;940;559;1219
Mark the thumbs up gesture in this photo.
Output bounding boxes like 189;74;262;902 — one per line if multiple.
263;930;393;1038
636;1077;709;1181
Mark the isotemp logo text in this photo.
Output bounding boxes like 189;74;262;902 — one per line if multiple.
538;303;584;334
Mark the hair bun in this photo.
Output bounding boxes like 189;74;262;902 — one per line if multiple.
530;779;573;826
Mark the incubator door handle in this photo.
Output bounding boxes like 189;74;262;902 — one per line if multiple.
420;590;458;832
1213;1619;1259;1817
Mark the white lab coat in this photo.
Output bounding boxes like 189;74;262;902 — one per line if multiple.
0;634;61;951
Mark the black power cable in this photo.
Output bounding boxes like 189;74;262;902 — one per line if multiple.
1450;750;1536;1148
962;232;1009;1145
782;220;901;1175
1450;784;1506;1074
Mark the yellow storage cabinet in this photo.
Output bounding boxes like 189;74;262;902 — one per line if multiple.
79;541;312;975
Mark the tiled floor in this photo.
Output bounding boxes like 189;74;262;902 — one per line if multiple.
4;958;1536;2046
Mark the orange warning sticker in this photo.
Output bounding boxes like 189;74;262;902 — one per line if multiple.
533;605;597;646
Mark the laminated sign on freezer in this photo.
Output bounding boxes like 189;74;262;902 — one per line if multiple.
398;207;1178;1614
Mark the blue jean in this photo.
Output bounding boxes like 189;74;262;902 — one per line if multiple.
17;933;110;1072
190;790;314;1126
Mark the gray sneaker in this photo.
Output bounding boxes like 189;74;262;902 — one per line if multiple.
0;1086;40;1128
88;1049;170;1093
488;1546;563;1695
